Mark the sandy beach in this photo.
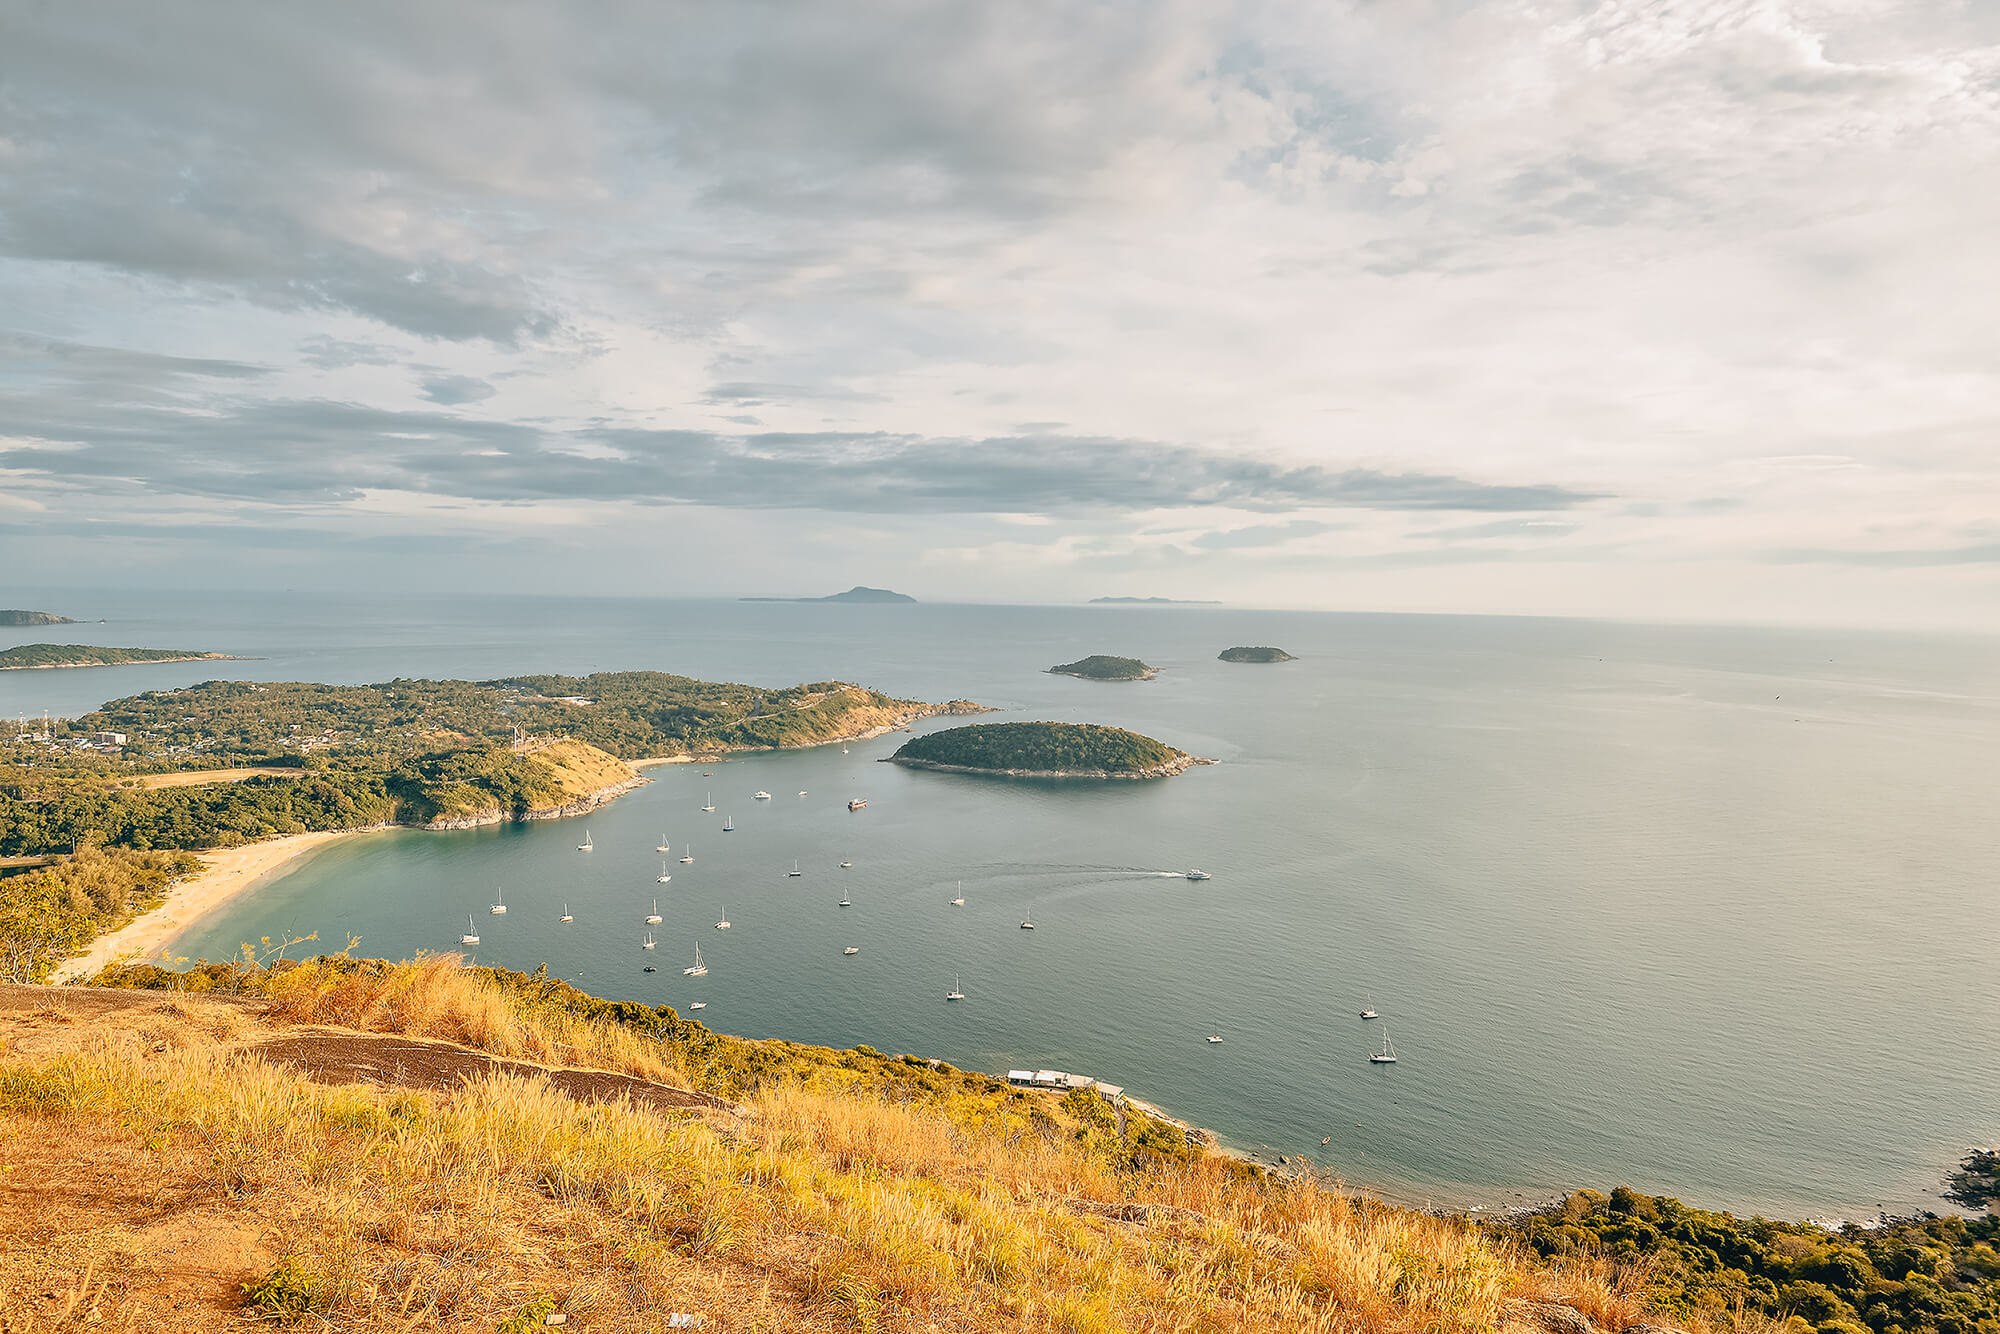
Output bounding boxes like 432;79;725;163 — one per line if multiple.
51;828;377;982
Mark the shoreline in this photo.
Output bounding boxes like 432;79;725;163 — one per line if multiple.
0;653;251;672
50;826;385;981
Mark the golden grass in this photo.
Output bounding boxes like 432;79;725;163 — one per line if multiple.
8;958;1647;1331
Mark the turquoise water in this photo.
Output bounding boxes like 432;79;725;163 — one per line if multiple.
8;592;1998;1217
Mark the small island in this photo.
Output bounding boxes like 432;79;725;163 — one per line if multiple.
1218;646;1296;663
1088;596;1222;605
742;586;916;604
1048;654;1157;681
0;610;79;626
0;644;245;671
888;721;1211;779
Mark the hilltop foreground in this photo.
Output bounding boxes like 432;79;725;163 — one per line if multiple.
0;957;1644;1333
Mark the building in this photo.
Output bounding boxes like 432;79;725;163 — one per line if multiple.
86;731;127;746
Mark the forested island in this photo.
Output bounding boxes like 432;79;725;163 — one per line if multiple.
1218;646;1296;663
0;609;78;626
741;585;916;603
889;721;1209;779
1048;654;1157;681
0;644;242;671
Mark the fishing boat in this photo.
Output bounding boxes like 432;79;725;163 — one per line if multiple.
558;903;573;923
658;862;673;884
642;932;657;951
655;834;670;853
787;860;802;877
847;797;867;810
645;900;662;924
1369;1032;1398;1064
680;844;694;864
577;831;593;852
945;974;965;1001
949;881;965;906
683;945;707;977
843;946;859;955
700;792;715;812
715;906;730;929
1186;869;1211;881
489;889;507;915
754;790;771;801
460;915;480;945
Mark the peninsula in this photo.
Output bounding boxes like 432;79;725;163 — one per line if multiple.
0;609;78;626
888;720;1211;779
0;644;244;671
741;585;917;603
1218;645;1296;663
1048;653;1157;681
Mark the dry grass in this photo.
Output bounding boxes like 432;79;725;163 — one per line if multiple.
1;960;1649;1332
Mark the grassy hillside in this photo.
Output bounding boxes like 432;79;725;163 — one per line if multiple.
892;722;1189;775
0;643;228;670
3;955;1641;1332
1048;655;1155;681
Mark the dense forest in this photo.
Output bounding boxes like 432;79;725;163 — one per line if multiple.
1218;645;1296;663
1493;1187;2000;1334
0;644;230;670
0;845;202;982
892;721;1187;774
1047;654;1156;680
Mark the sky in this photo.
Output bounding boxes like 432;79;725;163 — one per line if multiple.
2;1;1997;628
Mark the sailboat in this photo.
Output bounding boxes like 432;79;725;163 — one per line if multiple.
657;861;673;884
683;945;707;976
655;834;670;853
460;915;480;945
945;974;965;1002
1360;998;1379;1020
1020;904;1035;930
949;881;965;906
645;900;662;924
838;892;852;908
1369;1031;1398;1064
642;932;657;950
843;946;859;955
722;815;734;832
787;860;801;877
700;792;715;812
489;888;507;915
680;844;694;864
715;905;730;929
577;831;593;852
558;903;573;923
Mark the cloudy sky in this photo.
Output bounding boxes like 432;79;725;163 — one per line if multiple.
2;1;1997;626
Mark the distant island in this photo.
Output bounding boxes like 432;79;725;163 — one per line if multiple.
741;586;917;604
1048;654;1157;681
888;721;1211;779
1089;596;1222;605
0;610;79;626
0;644;245;671
1218;646;1296;663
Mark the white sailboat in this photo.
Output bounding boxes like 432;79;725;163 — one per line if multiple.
945;974;965;1001
655;834;670;853
460;915;480;945
489;888;507;915
788;860;801;877
684;945;707;977
680;844;694;864
658;861;672;884
1360;997;1379;1020
1369;1031;1398;1064
1020;904;1035;929
577;831;593;852
642;932;657;950
838;892;852;907
722;815;734;832
559;903;573;923
700;792;715;812
715;905;730;929
949;881;965;906
645;899;662;924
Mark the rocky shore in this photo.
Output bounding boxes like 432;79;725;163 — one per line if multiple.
422;774;652;831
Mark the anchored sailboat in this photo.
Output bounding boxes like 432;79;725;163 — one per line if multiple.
945;974;965;1001
684;945;707;977
642;932;657;951
577;831;593;852
950;881;965;906
1369;1031;1398;1064
558;903;573;923
655;834;670;853
460;915;480;945
700;792;715;812
645;900;662;924
788;860;802;877
489;888;506;915
658;861;672;884
715;905;731;929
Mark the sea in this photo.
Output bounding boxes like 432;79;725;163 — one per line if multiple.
5;590;1996;1220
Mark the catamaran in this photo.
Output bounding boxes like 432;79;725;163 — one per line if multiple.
645;900;662;924
559;903;573;923
489;888;506;915
642;932;657;950
577;831;593;852
949;881;965;906
787;860;801;877
945;974;965;1001
715;906;730;929
460;915;480;945
1369;1032;1398;1064
684;945;707;977
658;862;672;884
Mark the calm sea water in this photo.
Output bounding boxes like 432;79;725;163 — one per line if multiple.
6;591;1997;1217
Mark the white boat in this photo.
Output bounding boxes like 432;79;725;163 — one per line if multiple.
1369;1032;1398;1064
1186;869;1211;881
642;932;657;950
797;790;808;797
847;797;866;810
577;831;593;852
645;900;662;924
843;946;859;955
1020;906;1035;930
700;792;715;812
558;903;573;923
683;945;707;977
489;888;507;915
950;881;965;906
657;862;672;884
838;893;852;908
840;860;853;869
715;906;731;929
754;790;771;801
945;973;965;1001
722;816;734;832
680;844;694;864
1360;997;1379;1020
689;1001;707;1010
787;860;801;877
1207;1034;1223;1043
460;915;480;945
655;834;670;853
